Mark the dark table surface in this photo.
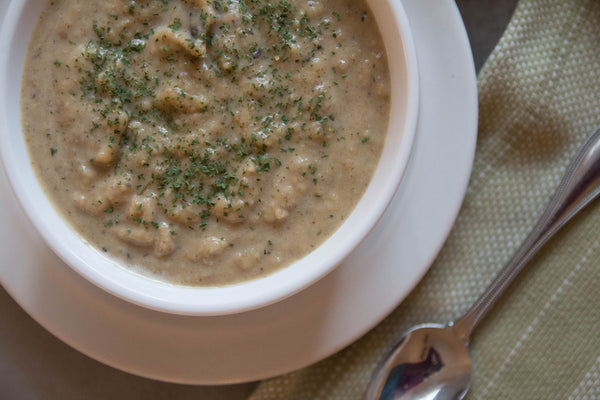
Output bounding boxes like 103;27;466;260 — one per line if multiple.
0;1;518;399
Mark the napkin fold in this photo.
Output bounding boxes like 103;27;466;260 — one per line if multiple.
249;0;600;398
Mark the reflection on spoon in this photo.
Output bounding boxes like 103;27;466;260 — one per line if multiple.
380;347;443;399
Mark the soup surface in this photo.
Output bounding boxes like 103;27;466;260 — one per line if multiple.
21;0;390;286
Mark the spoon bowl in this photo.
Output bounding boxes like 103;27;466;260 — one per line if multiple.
367;324;472;400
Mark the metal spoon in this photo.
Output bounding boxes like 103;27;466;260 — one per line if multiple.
365;126;600;400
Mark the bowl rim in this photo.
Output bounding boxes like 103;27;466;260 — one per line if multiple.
0;0;419;316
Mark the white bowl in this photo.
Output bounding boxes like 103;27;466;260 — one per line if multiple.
0;0;419;316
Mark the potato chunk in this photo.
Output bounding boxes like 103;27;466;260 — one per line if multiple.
185;236;227;264
154;85;209;114
155;223;176;257
150;27;207;59
114;227;155;247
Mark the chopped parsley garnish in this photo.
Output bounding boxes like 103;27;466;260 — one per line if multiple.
64;0;358;229
168;17;182;31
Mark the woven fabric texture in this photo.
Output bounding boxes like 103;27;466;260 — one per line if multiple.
249;0;600;398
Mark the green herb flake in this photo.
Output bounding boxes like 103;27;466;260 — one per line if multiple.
168;17;182;32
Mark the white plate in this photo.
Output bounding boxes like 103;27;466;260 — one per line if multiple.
0;0;477;385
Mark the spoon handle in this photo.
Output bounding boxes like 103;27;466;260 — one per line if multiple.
452;127;600;342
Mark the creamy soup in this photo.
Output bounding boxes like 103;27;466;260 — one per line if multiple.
21;0;390;286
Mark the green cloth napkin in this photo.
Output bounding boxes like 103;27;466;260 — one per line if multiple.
249;0;600;398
